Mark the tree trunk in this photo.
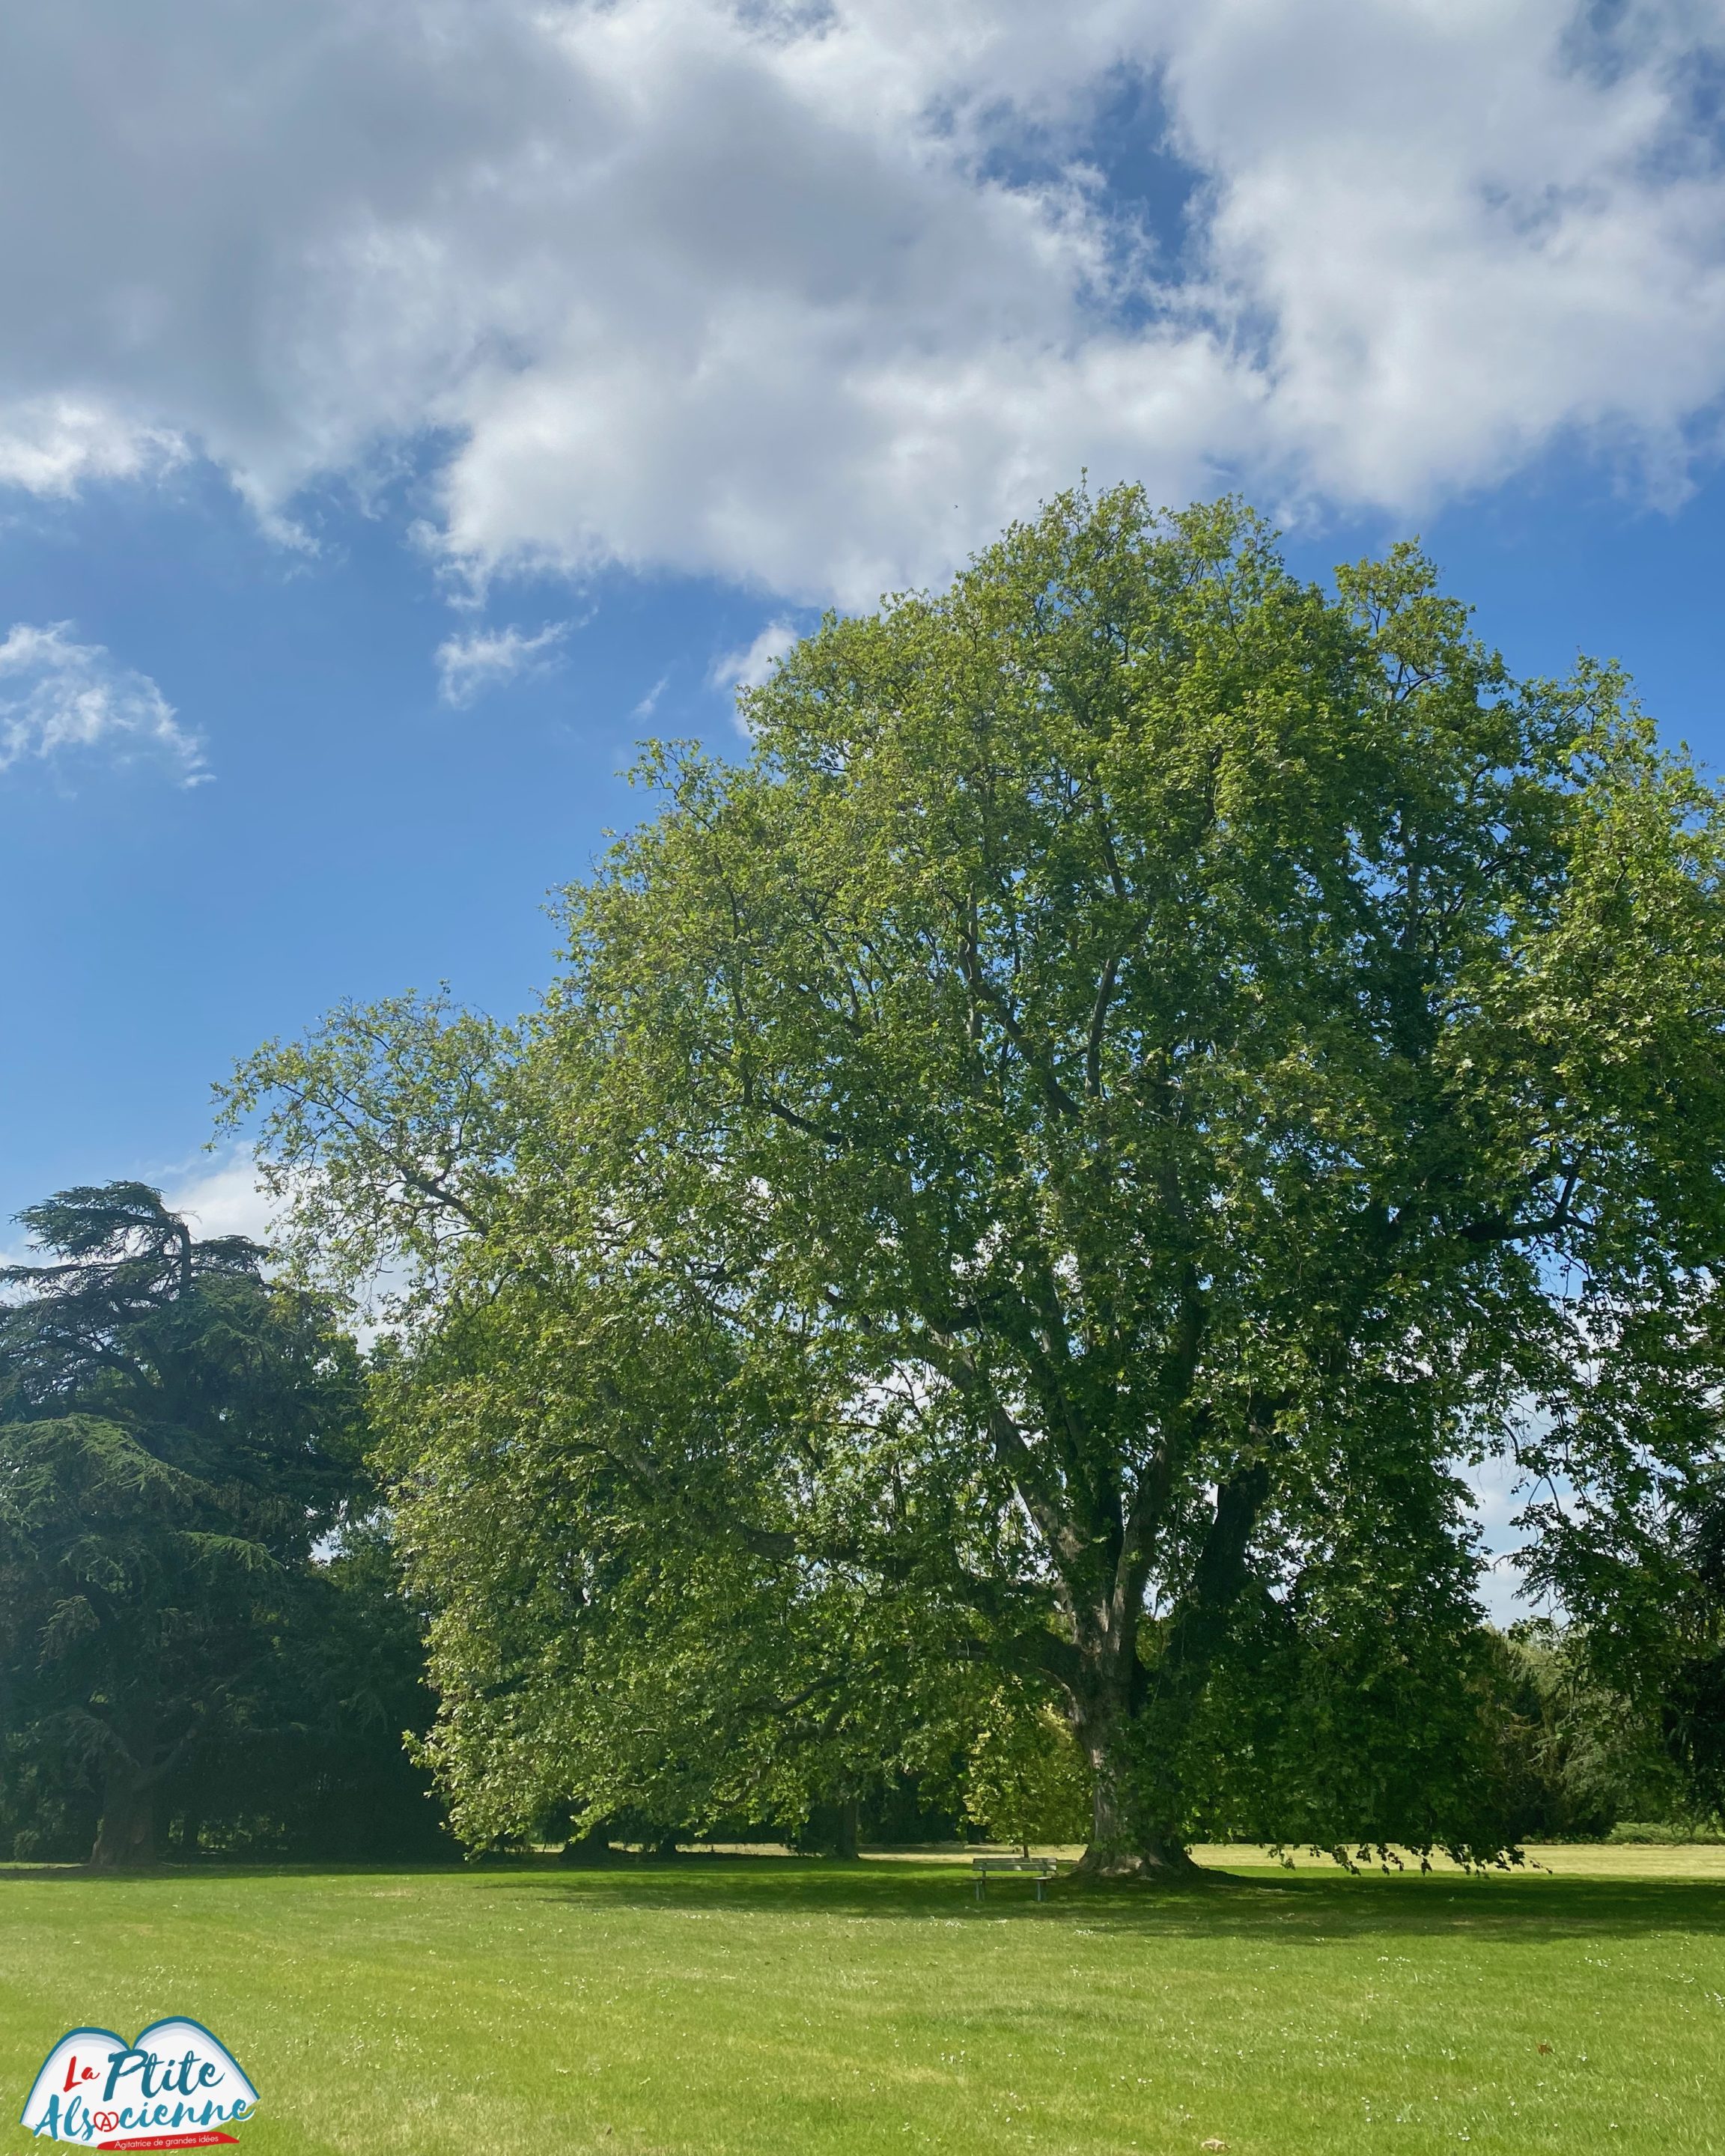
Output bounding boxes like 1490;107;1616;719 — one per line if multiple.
1062;1455;1273;1880
90;1761;156;1870
1075;1735;1199;1879
559;1822;615;1865
1068;1674;1200;1881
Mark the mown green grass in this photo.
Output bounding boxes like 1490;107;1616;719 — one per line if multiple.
1;1847;1721;2155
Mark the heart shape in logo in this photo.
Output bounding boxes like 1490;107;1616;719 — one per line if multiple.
21;2018;258;2149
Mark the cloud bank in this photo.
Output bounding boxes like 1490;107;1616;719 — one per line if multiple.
3;1;1724;603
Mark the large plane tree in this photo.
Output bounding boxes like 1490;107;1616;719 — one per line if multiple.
230;490;1725;1872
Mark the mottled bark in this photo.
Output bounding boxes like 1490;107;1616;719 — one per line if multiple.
90;1760;157;1870
1062;1459;1273;1880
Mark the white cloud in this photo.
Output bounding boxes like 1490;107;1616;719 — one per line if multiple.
165;1154;282;1247
0;623;204;782
435;621;568;707
709;621;798;704
0;398;181;495
1;3;1725;601
632;674;669;719
164;1154;401;1330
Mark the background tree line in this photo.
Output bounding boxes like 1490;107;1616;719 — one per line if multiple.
11;486;1725;1869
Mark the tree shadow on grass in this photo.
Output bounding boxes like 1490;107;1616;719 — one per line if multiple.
469;1854;1725;1946
14;1851;1725;1948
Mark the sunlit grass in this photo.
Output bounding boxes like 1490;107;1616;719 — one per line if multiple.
1;1845;1721;2154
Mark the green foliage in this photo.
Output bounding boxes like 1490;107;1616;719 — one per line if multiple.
221;996;514;1313
1606;1820;1725;1843
1494;1630;1669;1836
229;487;1725;1870
960;1696;1092;1846
161;1524;447;1862
1513;1398;1725;1827
1181;1464;1519;1854
0;1183;439;1863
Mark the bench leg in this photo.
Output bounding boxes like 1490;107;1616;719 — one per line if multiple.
1035;1877;1045;1901
975;1877;984;1901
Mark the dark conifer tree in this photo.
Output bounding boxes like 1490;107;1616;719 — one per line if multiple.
0;1183;437;1865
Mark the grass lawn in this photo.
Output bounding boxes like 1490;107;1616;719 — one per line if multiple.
1;1845;1721;2156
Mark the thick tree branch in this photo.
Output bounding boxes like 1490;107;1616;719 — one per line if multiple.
1458;1162;1586;1246
1083;953;1122;1098
1146;1453;1274;1709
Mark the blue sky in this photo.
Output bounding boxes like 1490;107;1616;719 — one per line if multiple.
3;0;1724;1288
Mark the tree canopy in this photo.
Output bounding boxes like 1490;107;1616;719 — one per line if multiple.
228;488;1725;1872
0;1182;437;1865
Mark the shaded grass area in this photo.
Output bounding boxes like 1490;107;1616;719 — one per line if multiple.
1;1850;1721;2155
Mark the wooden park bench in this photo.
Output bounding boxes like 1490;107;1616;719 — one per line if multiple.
971;1855;1058;1901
